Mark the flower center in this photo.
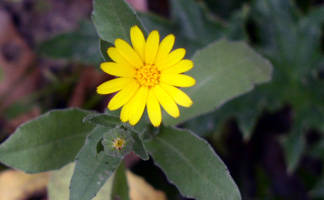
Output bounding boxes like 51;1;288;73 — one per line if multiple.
135;64;160;87
113;138;125;150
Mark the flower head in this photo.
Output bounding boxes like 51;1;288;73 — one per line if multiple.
97;26;195;127
113;137;125;150
102;127;134;158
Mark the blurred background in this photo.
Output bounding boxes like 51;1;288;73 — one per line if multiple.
0;0;324;199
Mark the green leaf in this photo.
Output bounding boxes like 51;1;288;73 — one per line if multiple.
48;163;115;200
99;39;114;62
308;139;324;160
226;1;324;172
309;170;324;199
129;111;150;134
252;0;299;62
92;0;147;44
83;113;121;127
145;126;241;200
169;0;225;44
226;5;250;41
138;0;227;57
204;0;249;19
138;12;177;38
185;91;262;140
283;116;306;173
138;13;203;57
130;131;149;160
283;130;305;173
111;162;130;200
37;21;102;65
0;108;95;173
164;39;273;125
69;126;121;200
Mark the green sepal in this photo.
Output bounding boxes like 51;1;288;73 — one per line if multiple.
83;113;121;127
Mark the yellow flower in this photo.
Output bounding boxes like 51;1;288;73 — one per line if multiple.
97;26;195;127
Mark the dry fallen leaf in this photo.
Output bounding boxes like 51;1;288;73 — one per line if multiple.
0;10;39;112
127;170;167;200
0;170;50;200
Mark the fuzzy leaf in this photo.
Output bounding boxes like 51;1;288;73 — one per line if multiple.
92;0;147;44
38;21;102;65
99;39;114;62
164;39;272;125
145;126;241;200
0;108;94;173
69;126;121;200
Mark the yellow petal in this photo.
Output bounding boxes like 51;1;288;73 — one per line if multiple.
97;78;134;94
160;74;195;87
128;86;148;125
161;59;193;74
131;26;145;61
115;39;143;68
152;85;179;118
147;89;161;127
145;30;160;65
156;48;186;70
159;83;193;107
108;80;139;110
101;62;136;77
107;47;131;67
120;98;133;122
154;34;175;65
